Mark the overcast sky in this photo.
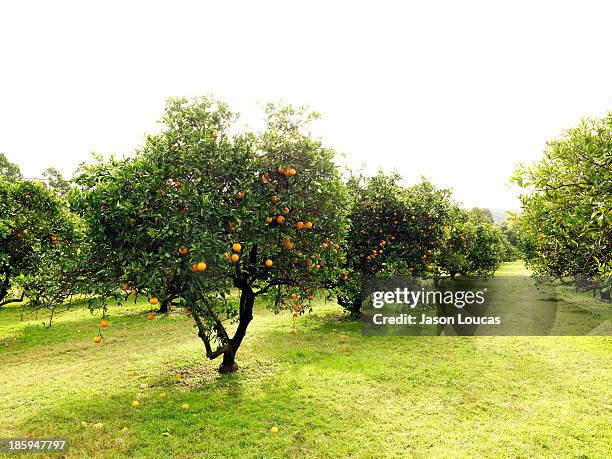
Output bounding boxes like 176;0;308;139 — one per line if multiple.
1;0;610;209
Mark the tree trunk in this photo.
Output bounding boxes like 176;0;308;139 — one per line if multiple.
217;285;256;373
158;296;174;314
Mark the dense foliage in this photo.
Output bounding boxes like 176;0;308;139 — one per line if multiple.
72;97;348;371
0;180;82;310
435;207;507;278
513;112;612;297
336;173;451;315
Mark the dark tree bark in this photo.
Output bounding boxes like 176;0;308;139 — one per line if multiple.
218;284;256;373
158;295;175;314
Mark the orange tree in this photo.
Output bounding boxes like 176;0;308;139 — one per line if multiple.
72;97;348;372
0;179;82;309
434;207;507;279
335;172;451;315
512;112;612;298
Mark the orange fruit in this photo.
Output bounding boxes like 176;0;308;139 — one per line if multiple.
304;222;313;229
147;313;155;320
179;246;189;255
100;319;109;328
197;261;207;272
277;166;287;175
131;288;137;296
266;216;273;224
149;296;159;305
271;197;281;204
191;263;198;272
232;243;242;252
93;335;102;344
282;207;290;215
264;259;273;268
236;191;244;200
276;215;285;223
122;283;130;291
296;221;304;230
290;328;297;335
230;254;240;263
286;167;297;176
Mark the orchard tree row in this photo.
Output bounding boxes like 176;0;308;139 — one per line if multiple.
512;112;612;299
1;97;509;371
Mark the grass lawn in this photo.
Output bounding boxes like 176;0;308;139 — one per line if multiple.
0;262;610;458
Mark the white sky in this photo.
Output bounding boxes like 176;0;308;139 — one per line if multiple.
1;0;610;209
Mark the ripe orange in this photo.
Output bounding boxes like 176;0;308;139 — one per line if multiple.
277;166;287;175
100;319;109;328
271;197;281;204
232;243;242;252
191;263;198;272
304;221;313;229
230;254;240;263
131;288;137;296
290;328;297;335
17;233;24;239
147;313;155;320
197;261;207;272
179;246;189;256
149;296;159;305
264;259;273;268
276;215;285;223
266;216;273;224
93;335;102;344
286;167;297;176
282;207;290;215
296;221;304;230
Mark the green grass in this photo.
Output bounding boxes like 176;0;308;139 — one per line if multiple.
0;262;610;458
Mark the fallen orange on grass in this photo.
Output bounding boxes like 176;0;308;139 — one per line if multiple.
147;313;155;321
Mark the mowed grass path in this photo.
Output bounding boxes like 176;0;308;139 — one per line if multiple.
0;262;610;458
